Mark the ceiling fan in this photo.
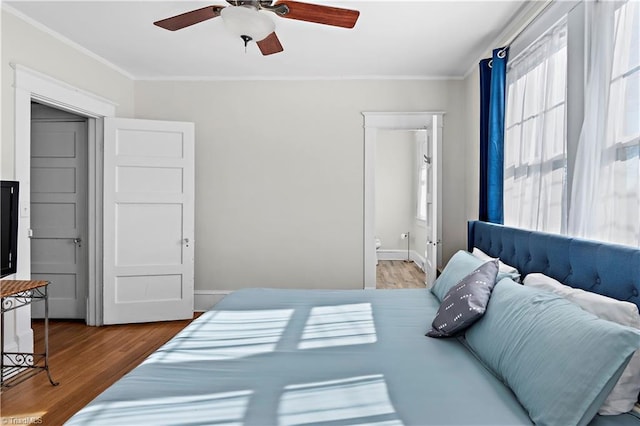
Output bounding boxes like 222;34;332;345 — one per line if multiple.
154;0;360;56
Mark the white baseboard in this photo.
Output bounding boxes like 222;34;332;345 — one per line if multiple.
377;249;425;271
376;249;410;261
0;314;34;354
412;250;426;270
3;329;34;354
15;328;34;353
194;290;231;312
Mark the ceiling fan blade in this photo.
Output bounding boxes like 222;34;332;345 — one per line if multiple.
154;5;224;31
273;1;359;28
257;32;284;55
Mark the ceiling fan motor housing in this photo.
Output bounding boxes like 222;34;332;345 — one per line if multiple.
220;4;276;43
228;0;289;15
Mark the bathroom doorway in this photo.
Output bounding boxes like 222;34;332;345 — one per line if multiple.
374;129;427;289
362;112;443;290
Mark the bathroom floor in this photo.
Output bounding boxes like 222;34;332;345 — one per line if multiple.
376;260;427;289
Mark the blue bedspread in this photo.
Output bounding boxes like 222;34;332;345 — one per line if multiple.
66;288;639;425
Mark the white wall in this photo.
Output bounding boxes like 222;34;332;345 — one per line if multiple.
375;130;414;251
135;79;469;293
1;9;134;353
440;81;469;263
410;131;427;263
464;68;481;228
1;10;135;178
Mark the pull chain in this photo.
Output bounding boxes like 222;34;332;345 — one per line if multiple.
241;35;252;53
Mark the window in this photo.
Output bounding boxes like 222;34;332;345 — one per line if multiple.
504;18;568;234
417;165;427;222
503;0;640;247
597;1;639;246
416;133;429;223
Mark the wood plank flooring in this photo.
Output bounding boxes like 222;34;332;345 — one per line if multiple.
376;260;427;289
1;316;197;425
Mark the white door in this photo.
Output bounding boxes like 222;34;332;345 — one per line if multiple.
103;117;195;324
424;117;441;287
30;116;88;319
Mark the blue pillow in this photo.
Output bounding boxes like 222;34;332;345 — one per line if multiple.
465;279;640;426
431;250;485;301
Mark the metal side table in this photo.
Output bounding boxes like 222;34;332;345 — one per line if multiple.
1;280;58;388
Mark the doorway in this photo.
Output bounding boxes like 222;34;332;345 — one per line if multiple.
362;112;444;290
14;65;117;327
14;67;195;328
374;129;427;289
30;102;89;320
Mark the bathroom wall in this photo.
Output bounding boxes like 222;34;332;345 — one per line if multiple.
375;130;414;253
374;128;430;268
410;131;427;264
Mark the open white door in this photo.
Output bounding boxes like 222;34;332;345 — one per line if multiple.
424;116;442;287
103;117;194;324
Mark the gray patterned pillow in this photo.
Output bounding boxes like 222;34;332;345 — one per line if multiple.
427;259;499;338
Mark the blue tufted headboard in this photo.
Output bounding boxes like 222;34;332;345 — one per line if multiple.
468;221;640;311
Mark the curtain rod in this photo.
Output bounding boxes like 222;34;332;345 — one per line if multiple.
500;0;555;50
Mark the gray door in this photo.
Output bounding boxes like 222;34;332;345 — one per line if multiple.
30;103;88;319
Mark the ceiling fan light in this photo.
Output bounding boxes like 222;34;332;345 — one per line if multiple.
220;6;275;43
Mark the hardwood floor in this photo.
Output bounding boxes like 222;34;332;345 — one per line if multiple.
376;260;427;289
1;316;197;425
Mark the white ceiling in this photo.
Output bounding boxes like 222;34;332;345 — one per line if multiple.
4;1;528;80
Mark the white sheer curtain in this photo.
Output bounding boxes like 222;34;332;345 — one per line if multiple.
569;0;639;246
503;19;568;233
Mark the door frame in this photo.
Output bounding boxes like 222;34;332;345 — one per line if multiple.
14;64;117;326
362;112;444;290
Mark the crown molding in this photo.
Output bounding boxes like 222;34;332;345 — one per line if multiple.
2;3;135;81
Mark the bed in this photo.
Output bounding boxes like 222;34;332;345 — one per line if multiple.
66;221;640;425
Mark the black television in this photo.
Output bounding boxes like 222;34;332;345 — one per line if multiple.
1;180;19;278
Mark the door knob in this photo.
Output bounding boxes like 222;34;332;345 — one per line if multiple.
73;237;82;248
